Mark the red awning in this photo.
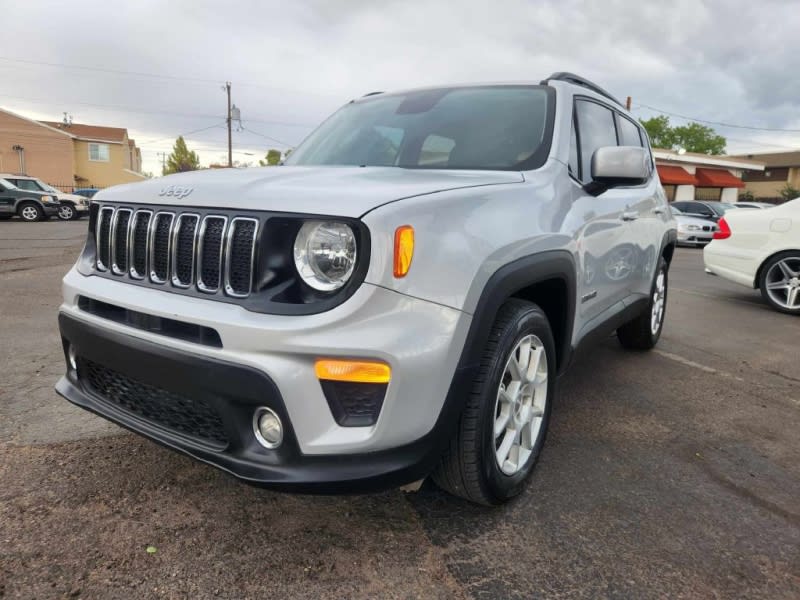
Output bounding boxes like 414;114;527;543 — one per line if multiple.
695;168;745;189
656;165;698;186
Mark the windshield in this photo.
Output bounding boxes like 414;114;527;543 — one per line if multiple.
285;86;554;171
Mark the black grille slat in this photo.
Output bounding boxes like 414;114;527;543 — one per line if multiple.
97;208;113;270
82;359;228;448
173;216;198;286
199;217;225;291
226;219;257;296
112;210;131;273
151;214;173;282
131;212;151;277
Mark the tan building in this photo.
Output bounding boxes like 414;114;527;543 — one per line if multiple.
40;121;146;189
0;107;74;185
653;148;764;203
0;106;145;190
726;150;800;200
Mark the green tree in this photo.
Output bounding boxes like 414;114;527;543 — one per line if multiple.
259;149;283;166
778;183;800;202
163;136;201;175
639;115;675;149
639;116;726;155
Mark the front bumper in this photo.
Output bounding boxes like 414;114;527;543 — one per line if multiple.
43;204;60;216
56;312;472;492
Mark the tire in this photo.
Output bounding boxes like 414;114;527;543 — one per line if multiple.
617;257;668;350
432;299;556;505
57;203;77;221
17;202;43;222
758;252;800;315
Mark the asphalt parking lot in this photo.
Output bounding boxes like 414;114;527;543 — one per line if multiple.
1;220;798;599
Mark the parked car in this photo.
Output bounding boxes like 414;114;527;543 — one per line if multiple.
0;176;60;221
671;200;738;222
671;206;717;246
704;198;800;315
0;174;90;220
734;201;775;209
73;188;100;199
55;73;677;505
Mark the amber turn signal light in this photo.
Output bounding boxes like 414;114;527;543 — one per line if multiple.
393;225;414;278
314;359;391;384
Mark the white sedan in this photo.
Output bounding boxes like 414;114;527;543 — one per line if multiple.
704;198;800;315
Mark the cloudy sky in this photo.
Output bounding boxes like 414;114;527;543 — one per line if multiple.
4;0;800;175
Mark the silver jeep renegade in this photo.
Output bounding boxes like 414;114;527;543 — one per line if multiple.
56;73;677;505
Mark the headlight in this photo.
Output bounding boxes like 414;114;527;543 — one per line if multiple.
293;221;357;291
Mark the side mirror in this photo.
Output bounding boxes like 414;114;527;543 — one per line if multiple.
586;146;650;195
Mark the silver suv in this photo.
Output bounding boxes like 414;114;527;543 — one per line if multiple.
56;73;677;505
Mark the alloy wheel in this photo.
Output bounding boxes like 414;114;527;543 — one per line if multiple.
765;257;800;310
58;205;74;220
651;269;666;334
493;334;548;476
21;206;39;221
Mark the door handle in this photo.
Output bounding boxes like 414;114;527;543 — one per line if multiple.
621;211;639;221
653;207;665;215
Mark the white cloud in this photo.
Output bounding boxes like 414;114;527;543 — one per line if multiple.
3;0;798;174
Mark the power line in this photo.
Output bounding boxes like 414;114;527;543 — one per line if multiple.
139;122;227;145
0;55;341;99
0;92;318;128
635;102;800;133
239;124;295;147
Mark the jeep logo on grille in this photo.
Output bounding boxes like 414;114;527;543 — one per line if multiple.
158;185;193;199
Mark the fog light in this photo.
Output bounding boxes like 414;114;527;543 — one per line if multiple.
253;407;283;449
68;345;78;371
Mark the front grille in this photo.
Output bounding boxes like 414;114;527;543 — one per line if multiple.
225;218;258;297
111;209;131;274
130;210;152;278
96;207;114;271
94;205;258;299
150;212;174;283
82;358;228;448
198;216;226;292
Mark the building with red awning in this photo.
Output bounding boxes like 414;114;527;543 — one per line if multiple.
653;149;763;203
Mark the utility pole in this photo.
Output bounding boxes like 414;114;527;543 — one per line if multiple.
626;96;632;111
225;81;233;168
157;152;167;173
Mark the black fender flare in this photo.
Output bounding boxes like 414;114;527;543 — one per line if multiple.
660;228;678;265
459;249;577;376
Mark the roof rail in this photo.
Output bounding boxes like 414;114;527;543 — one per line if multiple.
541;72;624;108
362;91;384;97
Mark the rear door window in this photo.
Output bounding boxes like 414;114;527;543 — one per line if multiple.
575;100;618;184
616;115;643;147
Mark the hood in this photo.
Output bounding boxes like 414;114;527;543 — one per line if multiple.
56;192;84;202
95;166;524;217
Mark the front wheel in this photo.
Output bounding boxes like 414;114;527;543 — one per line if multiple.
617;257;668;350
18;202;43;222
57;203;77;220
432;299;556;505
759;252;800;315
